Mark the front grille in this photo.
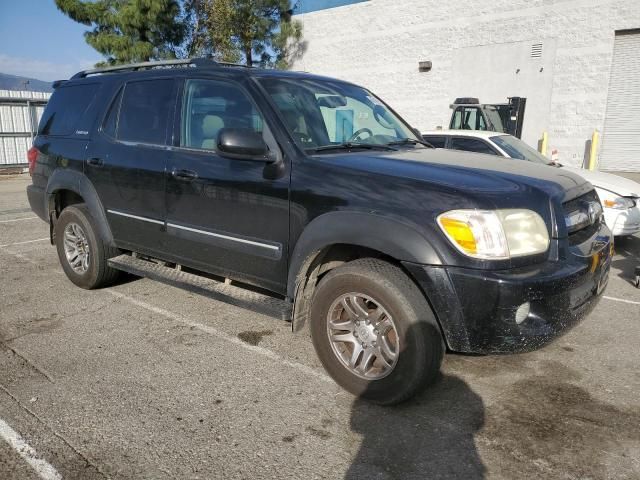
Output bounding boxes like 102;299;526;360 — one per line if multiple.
563;190;602;245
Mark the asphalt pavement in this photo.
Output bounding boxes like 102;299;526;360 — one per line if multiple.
1;174;639;479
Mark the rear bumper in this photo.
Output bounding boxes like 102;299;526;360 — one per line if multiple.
404;226;613;354
27;184;48;222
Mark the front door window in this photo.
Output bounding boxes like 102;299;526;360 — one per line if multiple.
180;79;264;151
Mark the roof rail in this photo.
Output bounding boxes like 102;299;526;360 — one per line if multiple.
70;57;224;79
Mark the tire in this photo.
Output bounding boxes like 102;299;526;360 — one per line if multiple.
309;258;444;405
54;204;120;289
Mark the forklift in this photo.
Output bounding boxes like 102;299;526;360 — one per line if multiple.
449;97;527;139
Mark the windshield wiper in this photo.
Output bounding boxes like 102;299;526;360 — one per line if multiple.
309;142;398;153
386;138;434;148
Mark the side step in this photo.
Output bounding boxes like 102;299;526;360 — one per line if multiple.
108;254;292;321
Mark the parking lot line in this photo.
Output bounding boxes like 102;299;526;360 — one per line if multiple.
0;238;49;248
0;418;62;480
603;295;640;306
106;289;334;384
0;216;38;223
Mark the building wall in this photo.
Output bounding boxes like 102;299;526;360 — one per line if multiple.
0;90;50;166
292;0;640;169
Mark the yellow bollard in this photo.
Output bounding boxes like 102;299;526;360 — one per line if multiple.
539;131;548;156
588;130;599;171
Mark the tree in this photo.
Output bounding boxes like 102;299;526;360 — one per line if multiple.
184;0;305;69
55;0;185;66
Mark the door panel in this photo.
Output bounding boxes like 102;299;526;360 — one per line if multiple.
164;78;289;293
86;79;176;253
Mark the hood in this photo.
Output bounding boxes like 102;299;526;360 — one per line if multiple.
316;148;591;203
562;166;640;197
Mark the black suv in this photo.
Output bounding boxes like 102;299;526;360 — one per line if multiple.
27;58;612;404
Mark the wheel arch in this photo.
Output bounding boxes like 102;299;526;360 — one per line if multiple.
287;211;442;298
46;169;115;247
287;212;444;333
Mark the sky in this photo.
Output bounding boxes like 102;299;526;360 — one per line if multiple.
0;1;103;81
0;1;367;82
295;0;367;14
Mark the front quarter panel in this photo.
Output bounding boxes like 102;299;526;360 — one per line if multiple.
287;210;444;297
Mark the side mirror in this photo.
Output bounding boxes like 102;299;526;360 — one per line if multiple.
217;128;272;161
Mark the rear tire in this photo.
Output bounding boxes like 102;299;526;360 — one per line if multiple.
54;204;120;289
309;258;444;405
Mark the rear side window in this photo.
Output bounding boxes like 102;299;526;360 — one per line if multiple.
423;135;446;148
450;137;498;155
38;83;98;136
117;79;174;145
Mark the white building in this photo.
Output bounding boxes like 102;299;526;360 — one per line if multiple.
293;0;640;173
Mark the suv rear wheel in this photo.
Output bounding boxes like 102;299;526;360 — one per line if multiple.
54;204;120;289
309;258;443;405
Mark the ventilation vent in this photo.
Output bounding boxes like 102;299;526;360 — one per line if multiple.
531;43;543;58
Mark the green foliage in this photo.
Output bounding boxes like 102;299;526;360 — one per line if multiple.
55;0;185;66
184;0;305;69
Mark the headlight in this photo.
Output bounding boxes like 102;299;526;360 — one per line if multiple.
603;197;636;210
437;209;549;259
597;187;636;210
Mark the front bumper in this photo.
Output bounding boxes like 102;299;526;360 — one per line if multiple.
605;205;640;236
404;226;613;354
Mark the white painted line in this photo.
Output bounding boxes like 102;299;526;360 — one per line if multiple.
603;295;640;306
107;289;333;384
0;238;49;248
0;418;62;480
0;216;38;223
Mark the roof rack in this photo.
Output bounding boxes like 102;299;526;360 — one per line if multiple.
70;57;251;79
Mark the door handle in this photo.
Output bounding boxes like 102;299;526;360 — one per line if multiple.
171;168;198;181
87;157;103;167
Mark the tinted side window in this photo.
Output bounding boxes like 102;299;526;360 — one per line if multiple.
38;83;98;136
180;79;263;150
118;79;174;145
450;137;498;155
423;135;446;148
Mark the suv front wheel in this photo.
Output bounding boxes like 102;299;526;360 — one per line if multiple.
310;258;444;405
54;204;120;289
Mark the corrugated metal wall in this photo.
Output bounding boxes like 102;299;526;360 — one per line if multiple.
0;90;50;166
0;90;50;100
600;31;640;172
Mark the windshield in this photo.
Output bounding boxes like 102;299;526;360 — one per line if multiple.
258;77;420;151
491;135;552;165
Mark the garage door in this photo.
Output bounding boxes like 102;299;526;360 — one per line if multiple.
600;30;640;172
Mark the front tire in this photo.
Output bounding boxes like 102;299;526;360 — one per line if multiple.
310;258;444;405
54;204;120;289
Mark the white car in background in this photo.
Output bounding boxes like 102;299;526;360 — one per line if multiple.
422;130;640;237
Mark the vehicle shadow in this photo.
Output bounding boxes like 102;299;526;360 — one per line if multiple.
346;372;486;479
610;234;640;284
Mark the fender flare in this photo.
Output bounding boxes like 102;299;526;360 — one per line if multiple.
46;169;115;247
287;211;442;298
